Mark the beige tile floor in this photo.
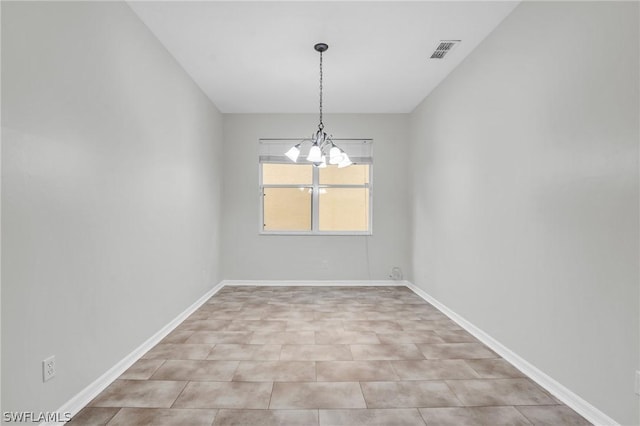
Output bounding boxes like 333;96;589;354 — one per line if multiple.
69;286;591;425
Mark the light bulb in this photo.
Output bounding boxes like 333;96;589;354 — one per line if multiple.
337;153;352;168
329;146;342;165
285;145;300;162
306;144;322;162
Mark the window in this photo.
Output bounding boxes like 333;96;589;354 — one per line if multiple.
259;139;372;235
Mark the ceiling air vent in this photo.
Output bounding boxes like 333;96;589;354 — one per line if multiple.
430;40;461;59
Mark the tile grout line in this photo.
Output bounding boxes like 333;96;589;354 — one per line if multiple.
358;381;369;409
387;359;401;381
416;406;429;426
204;343;217;360
148;359;168;380
442;379;467;408
208;408;219;426
169;380;190;409
229;358;242;382
461;359;483;379
267;381;275;409
103;408;123;426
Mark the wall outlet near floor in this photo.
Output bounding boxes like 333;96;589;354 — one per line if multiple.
43;356;56;382
389;266;403;281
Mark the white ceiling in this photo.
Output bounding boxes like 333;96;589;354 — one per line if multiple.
129;1;519;113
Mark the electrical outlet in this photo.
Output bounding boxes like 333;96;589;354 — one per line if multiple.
635;371;640;395
390;266;403;281
43;356;56;382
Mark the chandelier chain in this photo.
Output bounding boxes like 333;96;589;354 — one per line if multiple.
319;50;323;130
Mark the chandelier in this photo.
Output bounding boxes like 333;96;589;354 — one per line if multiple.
285;43;352;168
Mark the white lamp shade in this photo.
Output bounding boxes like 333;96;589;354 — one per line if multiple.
306;144;323;162
329;147;342;165
285;146;300;162
337;153;352;168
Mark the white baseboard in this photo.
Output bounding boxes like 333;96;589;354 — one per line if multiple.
405;281;619;426
221;279;407;287
44;282;225;426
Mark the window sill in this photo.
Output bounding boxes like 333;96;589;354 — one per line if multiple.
259;231;372;236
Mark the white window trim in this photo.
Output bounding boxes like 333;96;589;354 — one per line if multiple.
258;139;373;236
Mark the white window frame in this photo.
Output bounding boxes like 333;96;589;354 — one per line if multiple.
259;138;373;236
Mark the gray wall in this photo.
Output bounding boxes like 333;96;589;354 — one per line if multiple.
222;114;411;281
1;1;223;415
2;1;637;423
409;2;639;424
